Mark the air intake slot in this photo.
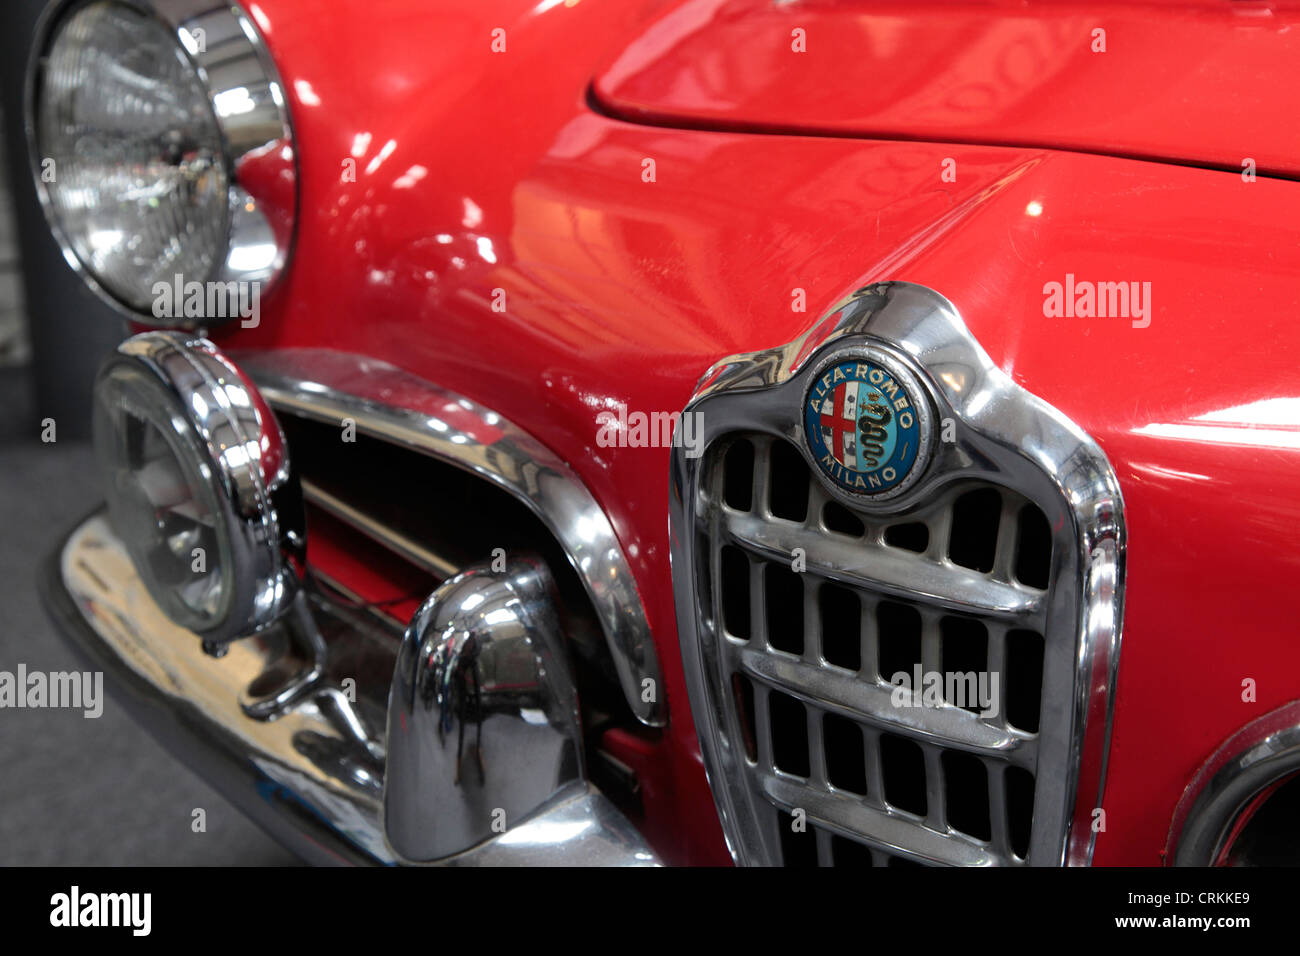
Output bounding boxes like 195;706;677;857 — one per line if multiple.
277;413;623;710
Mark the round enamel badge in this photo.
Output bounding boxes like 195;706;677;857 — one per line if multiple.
803;354;932;499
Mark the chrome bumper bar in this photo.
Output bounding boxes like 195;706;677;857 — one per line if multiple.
39;510;659;866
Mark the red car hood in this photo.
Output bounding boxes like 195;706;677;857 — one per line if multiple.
593;0;1300;179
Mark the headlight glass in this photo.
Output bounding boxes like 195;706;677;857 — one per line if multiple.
36;1;228;311
93;360;233;632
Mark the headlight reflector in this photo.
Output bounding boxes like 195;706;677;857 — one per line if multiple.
37;2;228;312
94;360;233;630
29;0;295;321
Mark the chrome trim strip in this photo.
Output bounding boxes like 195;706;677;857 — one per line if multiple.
24;0;296;322
670;281;1125;865
41;511;659;866
737;648;1030;759
720;509;1044;618
1167;700;1300;866
233;349;666;727
759;773;996;867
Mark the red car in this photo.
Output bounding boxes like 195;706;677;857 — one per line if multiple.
28;0;1300;867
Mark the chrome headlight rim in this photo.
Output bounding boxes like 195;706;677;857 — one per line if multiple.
93;331;305;646
24;0;298;325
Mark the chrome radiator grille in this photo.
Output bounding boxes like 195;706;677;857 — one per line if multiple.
703;434;1047;866
670;282;1125;867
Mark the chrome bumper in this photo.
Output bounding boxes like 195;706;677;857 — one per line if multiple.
39;510;659;866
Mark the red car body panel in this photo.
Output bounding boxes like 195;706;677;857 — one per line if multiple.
593;0;1300;180
220;0;1300;864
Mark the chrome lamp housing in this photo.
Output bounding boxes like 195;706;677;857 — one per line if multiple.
26;0;296;322
93;331;305;648
384;559;586;863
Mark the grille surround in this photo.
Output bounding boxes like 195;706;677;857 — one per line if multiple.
229;347;666;728
669;282;1125;866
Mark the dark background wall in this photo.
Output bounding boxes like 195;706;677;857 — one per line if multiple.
1;0;125;442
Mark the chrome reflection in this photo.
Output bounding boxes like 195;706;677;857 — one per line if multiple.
1168;700;1300;866
384;559;583;862
233;349;665;727
158;0;297;294
42;512;658;866
94;331;305;648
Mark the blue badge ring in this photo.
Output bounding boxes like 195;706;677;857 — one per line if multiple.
802;349;935;501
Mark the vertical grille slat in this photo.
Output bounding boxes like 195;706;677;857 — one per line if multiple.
923;745;948;832
992;491;1021;582
761;806;786;863
988;759;1014;859
808;705;830;788
925;504;953;563
815;827;835;866
745;556;763;646
751;437;771;519
858;591;878;682
986;623;1010;730
754;681;775;772
920;608;942;677
863;725;886;811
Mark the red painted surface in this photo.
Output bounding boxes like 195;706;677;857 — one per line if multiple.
223;0;1300;864
593;0;1300;180
236;139;297;252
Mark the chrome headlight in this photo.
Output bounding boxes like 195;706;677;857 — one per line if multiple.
93;331;305;647
28;0;295;321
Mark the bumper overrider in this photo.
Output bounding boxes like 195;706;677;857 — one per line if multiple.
40;332;659;866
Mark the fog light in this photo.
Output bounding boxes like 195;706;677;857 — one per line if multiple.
93;331;304;646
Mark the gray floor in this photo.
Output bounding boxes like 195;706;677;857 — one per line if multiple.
0;370;298;864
